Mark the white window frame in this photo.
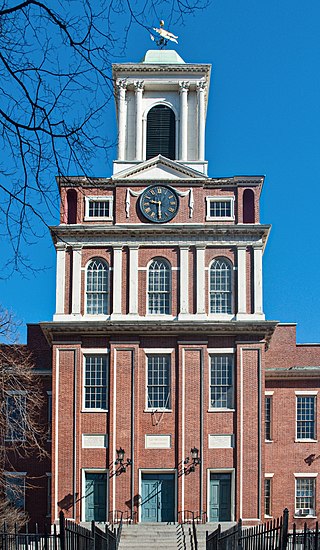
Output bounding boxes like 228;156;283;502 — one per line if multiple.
5;391;27;442
85;258;110;316
144;349;173;412
5;472;26;510
84;196;113;221
294;474;317;517
206;196;235;221
147;258;172;316
82;351;109;412
209;257;233;315
208;349;235;412
295;392;317;442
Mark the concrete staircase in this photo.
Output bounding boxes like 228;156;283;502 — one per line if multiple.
118;523;186;550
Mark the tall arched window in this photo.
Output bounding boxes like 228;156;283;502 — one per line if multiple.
210;258;233;314
146;105;176;160
148;259;171;315
86;259;109;314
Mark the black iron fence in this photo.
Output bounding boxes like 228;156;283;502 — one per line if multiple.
206;509;320;550
0;511;122;550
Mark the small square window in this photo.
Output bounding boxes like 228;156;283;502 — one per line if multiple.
206;197;234;221
85;196;113;220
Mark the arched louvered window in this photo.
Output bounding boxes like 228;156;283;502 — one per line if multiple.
210;258;233;314
146;105;176;160
148;259;171;315
86;259;109;314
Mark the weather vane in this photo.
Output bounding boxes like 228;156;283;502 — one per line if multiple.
150;20;178;49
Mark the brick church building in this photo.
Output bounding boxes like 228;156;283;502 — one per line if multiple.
6;49;320;528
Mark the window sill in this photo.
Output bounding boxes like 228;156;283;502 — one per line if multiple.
264;515;273;519
81;409;108;413
265;440;273;443
294;515;317;519
295;439;318;443
208;408;235;413
144;409;172;413
206;217;235;222
84;217;113;222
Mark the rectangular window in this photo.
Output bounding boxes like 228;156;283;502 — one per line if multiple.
264;478;272;516
296;396;316;440
265;396;272;441
210;355;233;409
6;393;26;441
84;355;108;410
85;196;113;220
147;355;171;410
47;392;52;441
295;478;315;516
206;197;234;221
5;474;25;509
47;473;51;517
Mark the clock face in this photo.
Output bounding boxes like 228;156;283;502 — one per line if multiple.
139;185;179;223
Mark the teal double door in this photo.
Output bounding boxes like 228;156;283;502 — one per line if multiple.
209;473;232;522
85;472;108;522
141;473;175;522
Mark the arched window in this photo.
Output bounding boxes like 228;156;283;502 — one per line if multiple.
210;258;233;314
146;105;176;160
243;189;255;223
67;189;77;224
148;259;171;315
86;259;109;314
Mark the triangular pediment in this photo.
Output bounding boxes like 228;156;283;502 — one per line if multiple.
112;155;208;180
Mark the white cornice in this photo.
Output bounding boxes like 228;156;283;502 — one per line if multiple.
111;155;209;180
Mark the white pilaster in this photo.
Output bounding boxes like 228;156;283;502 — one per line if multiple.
71;245;82;316
179;81;189;160
179;246;189;316
236;247;247;319
253;246;264;317
197;82;206;161
129;246;139;315
196;246;206;315
112;246;123;317
55;243;66;315
134;81;144;161
117;79;127;161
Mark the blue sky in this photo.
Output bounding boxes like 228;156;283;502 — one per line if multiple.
1;0;319;343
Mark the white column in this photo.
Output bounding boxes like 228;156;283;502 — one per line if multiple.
117;79;127;161
197;82;206;161
112;246;123;316
253;246;264;316
129;246;139;315
55;243;66;315
237;247;247;317
196;246;206;315
179;246;189;316
179;81;189;160
134;81;144;161
71;245;82;315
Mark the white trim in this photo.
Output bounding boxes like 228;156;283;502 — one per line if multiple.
129;246;139;315
84;195;114;221
138;468;177;523
71;246;82;315
179;246;189;315
207;468;235;522
295;391;318;395
144;348;174;354
253;247;264;316
55;245;66;315
196;247;206;314
265;391;274;396
205;196;235;221
294;473;318;478
81;468;109;522
237;247;247;314
265;473;274;478
82;348;109;355
82;434;108;449
112;247;123;315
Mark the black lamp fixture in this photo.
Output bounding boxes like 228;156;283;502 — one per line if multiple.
184;447;201;473
115;447;132;473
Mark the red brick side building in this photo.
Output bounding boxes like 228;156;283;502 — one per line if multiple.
6;49;320;528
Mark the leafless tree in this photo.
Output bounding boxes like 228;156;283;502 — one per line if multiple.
0;306;47;527
0;0;208;274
